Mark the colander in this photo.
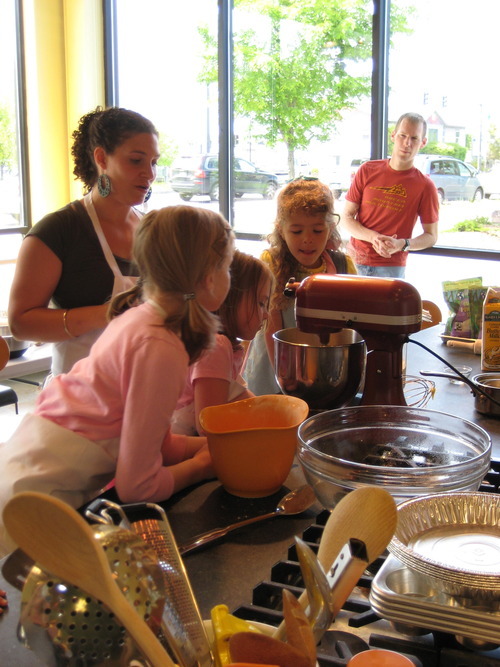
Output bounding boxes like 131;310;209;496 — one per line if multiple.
18;522;167;666
85;498;213;667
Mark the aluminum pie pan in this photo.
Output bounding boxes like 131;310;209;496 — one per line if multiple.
370;554;500;647
388;492;500;595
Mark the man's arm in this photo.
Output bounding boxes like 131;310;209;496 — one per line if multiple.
405;222;438;251
378;222;438;255
341;200;381;244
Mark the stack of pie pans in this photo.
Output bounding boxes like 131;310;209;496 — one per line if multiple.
388;492;500;602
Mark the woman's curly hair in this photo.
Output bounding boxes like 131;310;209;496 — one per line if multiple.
71;106;158;193
266;179;342;310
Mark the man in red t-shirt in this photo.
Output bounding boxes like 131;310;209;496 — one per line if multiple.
342;112;439;278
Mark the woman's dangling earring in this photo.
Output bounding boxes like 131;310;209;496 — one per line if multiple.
144;187;152;203
97;173;111;198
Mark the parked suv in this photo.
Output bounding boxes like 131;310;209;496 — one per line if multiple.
170;155;279;201
414;155;484;204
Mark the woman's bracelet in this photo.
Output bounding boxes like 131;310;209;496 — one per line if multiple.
62;309;76;338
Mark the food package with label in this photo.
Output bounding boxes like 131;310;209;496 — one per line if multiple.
442;277;484;339
481;286;500;371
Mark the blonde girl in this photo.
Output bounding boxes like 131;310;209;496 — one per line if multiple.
173;249;273;435
0;206;234;557
243;177;356;395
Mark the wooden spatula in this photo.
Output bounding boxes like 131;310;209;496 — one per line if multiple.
273;486;397;640
3;491;176;667
316;486;397;570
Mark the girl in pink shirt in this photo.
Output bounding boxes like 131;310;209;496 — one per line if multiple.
0;205;235;557
172;250;273;435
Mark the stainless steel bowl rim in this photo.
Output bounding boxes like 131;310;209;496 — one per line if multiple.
272;327;365;347
472;372;500;388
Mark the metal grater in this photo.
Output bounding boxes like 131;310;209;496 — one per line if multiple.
85;499;213;667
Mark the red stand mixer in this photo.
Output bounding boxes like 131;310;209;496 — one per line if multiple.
285;274;422;406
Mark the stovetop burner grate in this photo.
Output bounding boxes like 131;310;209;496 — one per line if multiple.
232;459;500;667
480;458;500;493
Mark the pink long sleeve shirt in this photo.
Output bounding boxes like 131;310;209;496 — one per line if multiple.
35;301;190;502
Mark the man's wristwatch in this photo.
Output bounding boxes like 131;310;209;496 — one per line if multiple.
401;238;411;252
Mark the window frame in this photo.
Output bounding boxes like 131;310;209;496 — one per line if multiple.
0;0;31;237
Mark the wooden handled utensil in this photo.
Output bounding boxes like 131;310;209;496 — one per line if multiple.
273;486;397;640
3;491;176;667
315;486;397;574
446;338;481;354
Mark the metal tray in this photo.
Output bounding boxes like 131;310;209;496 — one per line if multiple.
370;554;500;647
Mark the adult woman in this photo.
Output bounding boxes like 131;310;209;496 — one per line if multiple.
8;106;160;375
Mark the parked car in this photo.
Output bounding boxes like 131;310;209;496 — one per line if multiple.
170;155;279;201
326;158;368;199
478;166;500;199
414;155;484;204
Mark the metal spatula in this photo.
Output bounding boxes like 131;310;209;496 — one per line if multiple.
86;498;213;667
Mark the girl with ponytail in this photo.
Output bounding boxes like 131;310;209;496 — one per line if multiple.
0;206;234;557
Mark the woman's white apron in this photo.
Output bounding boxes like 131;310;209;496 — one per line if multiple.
0;413;118;557
51;193;138;376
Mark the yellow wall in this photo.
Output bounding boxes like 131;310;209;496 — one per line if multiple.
23;0;105;225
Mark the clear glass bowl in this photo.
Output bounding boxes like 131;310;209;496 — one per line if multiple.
297;406;492;508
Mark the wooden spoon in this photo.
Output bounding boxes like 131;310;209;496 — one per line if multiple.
273;486;397;639
229;631;311;667
316;486;397;570
282;588;316;667
3;492;175;667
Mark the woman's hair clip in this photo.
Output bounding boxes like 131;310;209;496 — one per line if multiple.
183;293;196;301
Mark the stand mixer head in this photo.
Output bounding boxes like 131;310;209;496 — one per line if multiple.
284;274;422;406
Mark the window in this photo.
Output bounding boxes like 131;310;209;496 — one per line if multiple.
0;0;27;317
389;0;500;250
389;0;499;314
458;163;472;178
112;0;375;244
112;0;218;218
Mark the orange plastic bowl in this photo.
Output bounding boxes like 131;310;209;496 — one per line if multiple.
199;395;309;498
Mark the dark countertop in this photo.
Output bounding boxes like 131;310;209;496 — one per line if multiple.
1;325;499;665
405;326;500;458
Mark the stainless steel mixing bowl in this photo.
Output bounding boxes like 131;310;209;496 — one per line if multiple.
273;327;366;411
297;406;492;508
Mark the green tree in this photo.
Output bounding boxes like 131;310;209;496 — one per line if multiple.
0;105;17;179
199;0;412;178
487;125;500;164
419;142;466;160
158;132;179;168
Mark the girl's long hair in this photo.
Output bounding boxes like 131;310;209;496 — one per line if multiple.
266;179;342;310
109;206;234;363
216;249;274;346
